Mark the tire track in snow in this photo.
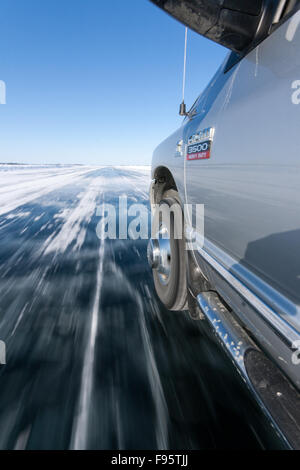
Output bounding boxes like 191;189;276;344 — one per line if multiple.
70;199;105;450
0;167;95;217
104;259;169;450
42;177;102;255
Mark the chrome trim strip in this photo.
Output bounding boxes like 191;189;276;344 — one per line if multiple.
190;231;300;348
202;237;299;321
197;292;257;376
197;292;292;449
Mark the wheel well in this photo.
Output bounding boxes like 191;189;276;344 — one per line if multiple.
152;166;178;204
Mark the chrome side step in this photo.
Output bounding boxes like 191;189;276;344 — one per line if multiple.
197;292;300;450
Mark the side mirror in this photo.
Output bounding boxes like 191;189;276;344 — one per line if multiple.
150;0;279;53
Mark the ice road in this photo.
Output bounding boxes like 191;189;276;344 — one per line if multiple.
0;165;280;449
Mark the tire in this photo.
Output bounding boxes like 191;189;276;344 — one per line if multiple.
151;192;187;311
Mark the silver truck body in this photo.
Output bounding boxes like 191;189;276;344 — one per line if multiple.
152;9;300;394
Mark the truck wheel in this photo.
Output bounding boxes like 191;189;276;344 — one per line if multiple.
147;194;187;311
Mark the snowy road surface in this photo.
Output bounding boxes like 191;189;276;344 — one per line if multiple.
0;165;280;449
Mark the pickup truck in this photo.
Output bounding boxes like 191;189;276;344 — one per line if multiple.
147;0;300;449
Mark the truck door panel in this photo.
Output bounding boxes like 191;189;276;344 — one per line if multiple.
184;12;300;331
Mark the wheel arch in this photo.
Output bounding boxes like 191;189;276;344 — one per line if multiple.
151;165;181;206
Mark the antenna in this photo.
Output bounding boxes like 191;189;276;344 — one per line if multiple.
179;27;188;116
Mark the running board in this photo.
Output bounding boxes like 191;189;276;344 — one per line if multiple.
197;292;300;450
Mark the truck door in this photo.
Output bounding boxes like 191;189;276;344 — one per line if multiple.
184;10;300;330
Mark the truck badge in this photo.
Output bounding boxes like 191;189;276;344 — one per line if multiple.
187;127;215;161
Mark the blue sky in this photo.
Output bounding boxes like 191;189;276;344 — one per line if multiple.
0;0;227;165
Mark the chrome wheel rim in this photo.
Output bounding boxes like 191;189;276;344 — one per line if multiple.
147;225;171;285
